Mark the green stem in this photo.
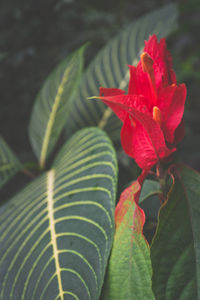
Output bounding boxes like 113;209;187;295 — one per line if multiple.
156;163;167;204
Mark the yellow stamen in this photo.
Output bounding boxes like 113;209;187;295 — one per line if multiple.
153;106;162;126
141;52;154;74
141;52;157;104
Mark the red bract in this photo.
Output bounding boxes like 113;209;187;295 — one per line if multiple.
99;34;187;170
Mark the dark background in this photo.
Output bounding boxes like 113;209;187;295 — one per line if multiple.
0;0;200;199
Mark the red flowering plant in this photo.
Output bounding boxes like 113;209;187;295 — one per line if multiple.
93;35;193;298
99;35;186;173
96;35;187;223
1;3;200;297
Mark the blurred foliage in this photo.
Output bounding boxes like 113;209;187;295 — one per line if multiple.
170;0;200;170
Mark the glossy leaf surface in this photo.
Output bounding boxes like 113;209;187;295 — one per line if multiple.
151;165;200;299
139;179;161;203
29;46;85;168
101;181;154;299
0;127;117;300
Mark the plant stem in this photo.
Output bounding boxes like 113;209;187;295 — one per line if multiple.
21;168;36;179
156;163;167;204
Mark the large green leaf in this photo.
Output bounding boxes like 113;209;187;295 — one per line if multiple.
65;4;178;140
29;45;86;169
0;127;117;300
0;137;22;189
101;180;154;299
151;165;200;299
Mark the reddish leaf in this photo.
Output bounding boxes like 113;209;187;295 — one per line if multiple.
101;173;154;299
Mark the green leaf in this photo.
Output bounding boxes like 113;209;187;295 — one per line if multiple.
139;179;161;220
29;45;86;169
65;3;178;140
0;137;22;189
0;127;118;300
151;165;200;299
101;181;154;299
139;179;161;203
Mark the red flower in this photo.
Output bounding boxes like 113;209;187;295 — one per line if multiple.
99;35;186;170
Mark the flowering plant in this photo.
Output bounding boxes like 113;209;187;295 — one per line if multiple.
94;34;199;299
0;4;199;300
98;34;186;171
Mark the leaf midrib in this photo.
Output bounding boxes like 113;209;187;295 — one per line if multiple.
47;169;64;300
40;66;72;169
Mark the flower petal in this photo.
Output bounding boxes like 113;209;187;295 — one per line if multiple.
99;87;125;97
158;83;186;144
134;62;154;104
121;109;175;169
128;65;138;94
99;94;151;122
144;34;176;87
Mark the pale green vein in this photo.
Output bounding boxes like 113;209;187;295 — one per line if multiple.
55;165;114;195
59;249;98;289
40;273;58;300
39;65;72;168
59;131;95;155
55;216;108;241
54;174;114;195
56;232;103;277
22;243;52;299
54;201;113;228
31;257;55;300
1;227;49;299
55;151;115;179
54;187;111;204
56;291;79;300
54;143;114;172
10;231;51;299
0;212;48;267
0;198;46;246
55;160;115;189
61;268;91;300
47;169;64;300
0;193;45;230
